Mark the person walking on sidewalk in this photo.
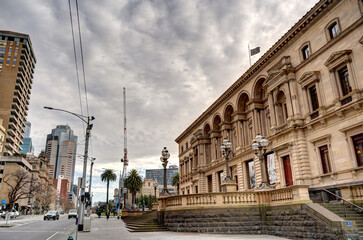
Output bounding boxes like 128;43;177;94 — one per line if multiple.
106;209;110;220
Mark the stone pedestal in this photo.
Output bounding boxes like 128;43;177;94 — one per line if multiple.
221;181;237;192
152;202;159;210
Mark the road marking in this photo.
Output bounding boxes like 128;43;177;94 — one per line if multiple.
46;232;58;240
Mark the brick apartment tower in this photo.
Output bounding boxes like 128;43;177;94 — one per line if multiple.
45;125;78;192
0;31;36;155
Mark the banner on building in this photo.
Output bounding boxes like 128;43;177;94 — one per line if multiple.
267;153;277;185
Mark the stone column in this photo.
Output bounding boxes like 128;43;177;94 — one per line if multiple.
268;92;277;127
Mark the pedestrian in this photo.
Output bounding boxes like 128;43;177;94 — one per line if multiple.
106;209;110;220
97;209;101;218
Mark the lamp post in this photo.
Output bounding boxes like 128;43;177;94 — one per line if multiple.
44;106;95;231
220;139;233;182
252;134;271;189
160;147;170;196
153;179;158;202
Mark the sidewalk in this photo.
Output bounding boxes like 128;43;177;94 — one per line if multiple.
76;215;288;240
77;215;139;240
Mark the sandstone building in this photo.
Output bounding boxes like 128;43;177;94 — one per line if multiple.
176;0;362;203
0;31;36;156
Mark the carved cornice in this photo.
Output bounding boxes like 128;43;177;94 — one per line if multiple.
175;0;338;143
298;71;320;88
324;49;352;71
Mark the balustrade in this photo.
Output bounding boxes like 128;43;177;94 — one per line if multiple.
161;185;308;210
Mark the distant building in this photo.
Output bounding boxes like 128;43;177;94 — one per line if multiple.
23;121;31;138
53;176;69;200
145;165;178;187
45;125;77;192
20;121;34;155
0;156;32;209
0;31;36;156
20;138;34;155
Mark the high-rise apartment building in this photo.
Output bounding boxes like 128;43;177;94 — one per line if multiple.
20;121;34;155
45;125;77;191
145;165;178;186
0;31;36;156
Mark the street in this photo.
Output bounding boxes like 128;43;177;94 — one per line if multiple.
0;214;76;240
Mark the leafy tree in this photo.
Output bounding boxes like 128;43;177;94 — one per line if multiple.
125;169;142;205
2;169;41;206
100;169;116;209
136;194;156;209
171;172;180;195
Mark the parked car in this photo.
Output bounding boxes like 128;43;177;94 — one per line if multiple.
13;210;20;218
44;210;59;220
1;211;16;218
68;209;77;219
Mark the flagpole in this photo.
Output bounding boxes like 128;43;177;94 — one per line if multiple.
248;44;251;67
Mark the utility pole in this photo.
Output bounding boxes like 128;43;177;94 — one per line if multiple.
87;158;95;215
79;117;92;231
43;106;94;232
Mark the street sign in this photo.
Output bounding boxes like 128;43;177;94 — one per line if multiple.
1;199;6;205
346;221;352;227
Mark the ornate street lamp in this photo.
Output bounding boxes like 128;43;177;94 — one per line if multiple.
153;179;158;201
220;139;234;182
252;134;272;189
160;147;170;196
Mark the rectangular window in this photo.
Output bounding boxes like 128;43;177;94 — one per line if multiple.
302;45;310;60
338;66;352;96
12;61;16;65
15;49;18;53
6;60;9;64
0;42;5;46
309;85;319;111
352;134;363;167
319;145;332;174
0;53;4;58
0;48;5;52
329;23;339;39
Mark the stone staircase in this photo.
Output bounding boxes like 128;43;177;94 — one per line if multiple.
320;202;363;239
123;211;168;232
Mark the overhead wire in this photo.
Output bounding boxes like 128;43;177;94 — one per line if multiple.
75;0;90;116
68;0;86;136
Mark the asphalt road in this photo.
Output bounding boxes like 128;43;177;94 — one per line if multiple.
0;215;76;240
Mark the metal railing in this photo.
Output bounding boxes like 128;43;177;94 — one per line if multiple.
322;189;363;218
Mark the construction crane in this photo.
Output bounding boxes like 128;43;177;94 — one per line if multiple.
117;87;128;218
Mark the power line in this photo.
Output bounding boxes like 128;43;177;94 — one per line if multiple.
75;0;90;116
68;0;86;136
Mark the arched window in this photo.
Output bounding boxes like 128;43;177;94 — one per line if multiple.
237;93;249;112
213;115;221;130
276;91;288;125
254;78;266;101
204;124;211;137
224;105;234;122
325;19;340;41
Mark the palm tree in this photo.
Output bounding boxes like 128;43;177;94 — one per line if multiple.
171;172;180;195
125;169;142;205
100;169;116;208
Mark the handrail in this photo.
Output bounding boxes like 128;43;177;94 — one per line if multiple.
322;188;363;216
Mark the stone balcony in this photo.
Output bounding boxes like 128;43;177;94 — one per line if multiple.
160;185;311;210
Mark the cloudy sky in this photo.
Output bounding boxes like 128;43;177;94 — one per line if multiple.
0;0;318;203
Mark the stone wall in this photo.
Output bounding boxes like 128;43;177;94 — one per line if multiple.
159;204;359;240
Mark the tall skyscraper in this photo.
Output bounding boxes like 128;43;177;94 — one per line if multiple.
20;121;34;155
45;125;77;192
0;31;36;156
